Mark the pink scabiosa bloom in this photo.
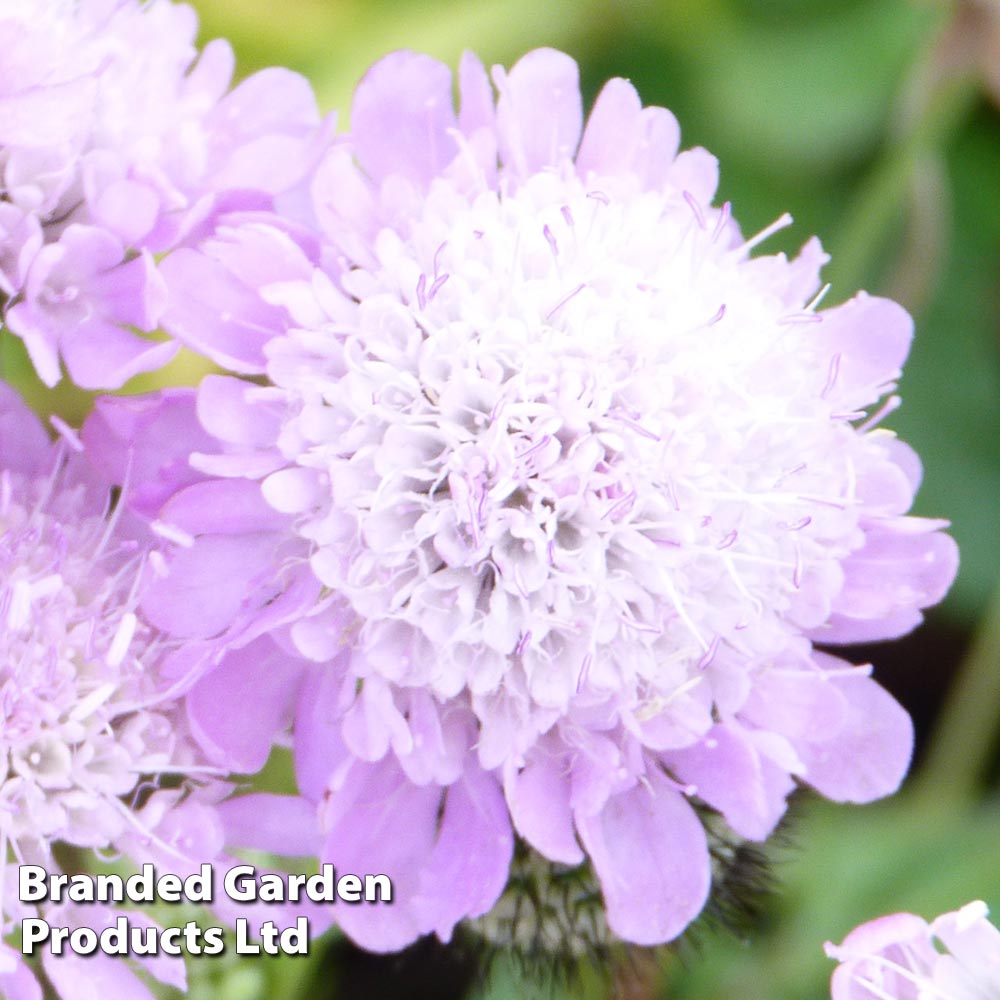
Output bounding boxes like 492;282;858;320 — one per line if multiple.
0;0;329;388
100;49;958;950
0;382;227;998
826;901;1000;1000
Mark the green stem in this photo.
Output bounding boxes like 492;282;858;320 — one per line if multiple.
913;583;1000;808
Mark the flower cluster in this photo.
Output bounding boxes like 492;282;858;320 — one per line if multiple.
88;46;958;950
0;417;166;851
826;901;1000;1000
1;0;963;985
0;380;229;998
0;0;327;388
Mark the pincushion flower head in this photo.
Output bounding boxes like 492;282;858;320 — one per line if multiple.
108;48;959;950
826;901;1000;1000
0;0;327;389
0;381;222;985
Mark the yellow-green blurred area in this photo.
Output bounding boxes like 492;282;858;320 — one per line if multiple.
89;1;1000;999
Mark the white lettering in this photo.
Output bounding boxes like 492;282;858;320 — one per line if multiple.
224;865;258;903
20;919;50;953
18;866;47;903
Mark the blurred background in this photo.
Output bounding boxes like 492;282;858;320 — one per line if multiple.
165;0;1000;997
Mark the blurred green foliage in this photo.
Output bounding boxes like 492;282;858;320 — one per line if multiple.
162;0;1000;997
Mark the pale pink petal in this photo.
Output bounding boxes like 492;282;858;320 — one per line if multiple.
341;674;412;762
44;950;157;1000
181;36;236;105
320;757;439;951
828;519;959;635
814;294;913;402
211;133;318;194
261;466;323;514
187;637;306;771
411;765;513;941
568;731;627;816
633;106;682;189
829;911;929;958
207;67;320;192
0;78;95;147
740;666;848;742
742;236;828;307
352;51;459;187
575;767;710;944
796;665;913;803
310;147;379;264
161;478;284;535
89;178;160;245
4;299;60;385
60;320;178;390
494;48;582;175
213;67;319;135
0;946;41;1000
931;902;1000;980
826;911;939;1000
203;222;316;290
883;437;923;494
396;689;468;786
123;913;188;991
663;725;795;841
141;534;281;638
457;51;494;137
293;654;353;801
814;607;926;645
81;389;215;518
159;248;286;372
219;793;321;856
0;380;52;476
666;147;719;205
505;749;584;864
576;77;644;178
197;374;283;448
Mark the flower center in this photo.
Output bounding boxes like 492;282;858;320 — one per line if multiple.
268;168;874;747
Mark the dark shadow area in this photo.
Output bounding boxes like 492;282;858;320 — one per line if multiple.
314;934;479;1000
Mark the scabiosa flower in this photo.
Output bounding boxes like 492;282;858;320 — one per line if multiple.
1;385;168;853
826;901;1000;1000
0;0;328;388
99;49;958;950
0;381;226;997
